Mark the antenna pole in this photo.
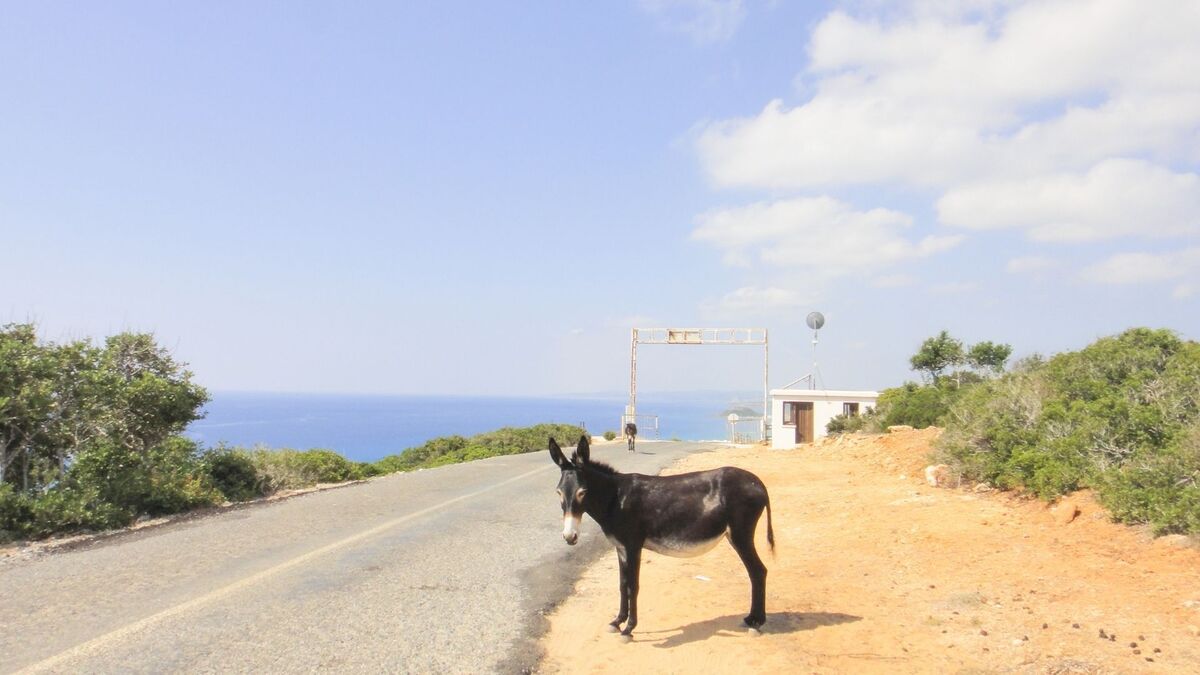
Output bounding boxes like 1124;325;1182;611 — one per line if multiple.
811;329;819;390
804;311;826;391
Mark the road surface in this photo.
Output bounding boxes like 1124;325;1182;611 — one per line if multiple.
0;441;717;674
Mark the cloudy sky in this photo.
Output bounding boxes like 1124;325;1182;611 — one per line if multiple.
3;0;1198;396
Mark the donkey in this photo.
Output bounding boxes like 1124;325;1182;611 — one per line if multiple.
549;435;774;639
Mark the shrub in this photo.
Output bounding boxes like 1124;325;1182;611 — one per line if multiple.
876;382;959;429
250;448;366;493
287;449;363;483
203;447;264;502
0;484;33;542
1;484;132;541
935;328;1200;533
603;430;617;441
826;406;883;435
1095;425;1200;535
27;486;131;537
370;423;587;474
68;436;221;517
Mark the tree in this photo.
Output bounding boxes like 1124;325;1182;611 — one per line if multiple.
0;324;56;487
966;341;1013;375
910;331;964;384
0;324;208;493
99;332;209;452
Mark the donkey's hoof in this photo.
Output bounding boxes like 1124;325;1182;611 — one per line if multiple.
605;624;620;633
618;633;633;643
747;627;763;637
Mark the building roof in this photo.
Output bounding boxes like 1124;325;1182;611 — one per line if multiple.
770;389;880;399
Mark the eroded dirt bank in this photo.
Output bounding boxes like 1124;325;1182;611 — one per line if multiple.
539;429;1200;674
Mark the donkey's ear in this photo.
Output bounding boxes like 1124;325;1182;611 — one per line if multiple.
549;436;570;469
575;434;590;465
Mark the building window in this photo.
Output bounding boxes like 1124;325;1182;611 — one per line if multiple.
843;402;860;417
783;402;797;425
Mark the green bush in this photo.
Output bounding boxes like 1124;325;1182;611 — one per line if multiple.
1095;426;1200;535
27;486;131;537
287;449;363;483
603;430;617;441
1;484;131;542
0;484;33;542
826;407;882;435
876;382;959;429
936;328;1200;534
250;448;367;493
203;447;264;502
370;423;586;474
68;437;221;517
3;436;221;541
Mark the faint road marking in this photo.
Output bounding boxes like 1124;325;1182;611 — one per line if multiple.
18;464;555;674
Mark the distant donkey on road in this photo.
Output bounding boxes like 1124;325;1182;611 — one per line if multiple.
549;435;774;640
624;421;637;452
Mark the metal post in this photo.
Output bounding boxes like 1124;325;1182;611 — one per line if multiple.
629;328;638;428
762;329;769;441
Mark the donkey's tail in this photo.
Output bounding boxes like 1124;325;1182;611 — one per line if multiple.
765;494;776;556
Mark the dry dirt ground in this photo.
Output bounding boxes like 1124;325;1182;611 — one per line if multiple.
539;429;1200;674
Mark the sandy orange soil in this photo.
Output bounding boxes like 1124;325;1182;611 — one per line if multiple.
539;429;1200;674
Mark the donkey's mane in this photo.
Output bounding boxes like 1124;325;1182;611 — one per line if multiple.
574;454;618;476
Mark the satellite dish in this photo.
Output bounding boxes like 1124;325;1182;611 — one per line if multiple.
806;312;825;330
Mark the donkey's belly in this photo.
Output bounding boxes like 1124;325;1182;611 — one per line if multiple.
644;531;726;558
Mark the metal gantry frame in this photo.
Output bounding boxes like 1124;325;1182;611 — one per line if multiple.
627;328;769;440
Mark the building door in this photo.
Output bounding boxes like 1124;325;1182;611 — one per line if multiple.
794;402;814;444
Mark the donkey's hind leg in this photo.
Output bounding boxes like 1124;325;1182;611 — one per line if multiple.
728;525;768;629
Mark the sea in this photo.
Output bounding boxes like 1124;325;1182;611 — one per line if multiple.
185;391;763;462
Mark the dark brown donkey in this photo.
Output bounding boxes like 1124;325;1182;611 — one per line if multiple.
550;435;774;639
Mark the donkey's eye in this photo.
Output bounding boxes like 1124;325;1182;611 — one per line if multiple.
575;488;587;501
556;489;563;498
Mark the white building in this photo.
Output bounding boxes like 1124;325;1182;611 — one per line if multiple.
770;389;879;449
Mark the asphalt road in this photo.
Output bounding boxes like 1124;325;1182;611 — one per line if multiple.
0;441;719;674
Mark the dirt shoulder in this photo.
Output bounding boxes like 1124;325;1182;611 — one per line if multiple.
539;429;1200;674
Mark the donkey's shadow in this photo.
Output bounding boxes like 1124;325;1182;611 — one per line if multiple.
643;611;861;649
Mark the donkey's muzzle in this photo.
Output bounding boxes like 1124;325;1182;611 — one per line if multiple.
562;513;581;545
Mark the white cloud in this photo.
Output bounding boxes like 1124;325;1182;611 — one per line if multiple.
692;196;962;279
692;196;960;313
1005;256;1057;274
1079;247;1200;286
691;0;1200;309
639;0;746;44
939;160;1200;242
698;2;1200;191
700;285;808;316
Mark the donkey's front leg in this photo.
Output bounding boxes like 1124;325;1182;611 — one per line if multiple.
619;546;643;640
608;545;629;632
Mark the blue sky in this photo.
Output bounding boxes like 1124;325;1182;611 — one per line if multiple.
3;1;1198;397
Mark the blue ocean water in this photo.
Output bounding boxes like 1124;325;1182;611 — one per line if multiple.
185;391;760;462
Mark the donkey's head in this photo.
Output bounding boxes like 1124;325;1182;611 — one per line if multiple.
548;435;591;545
